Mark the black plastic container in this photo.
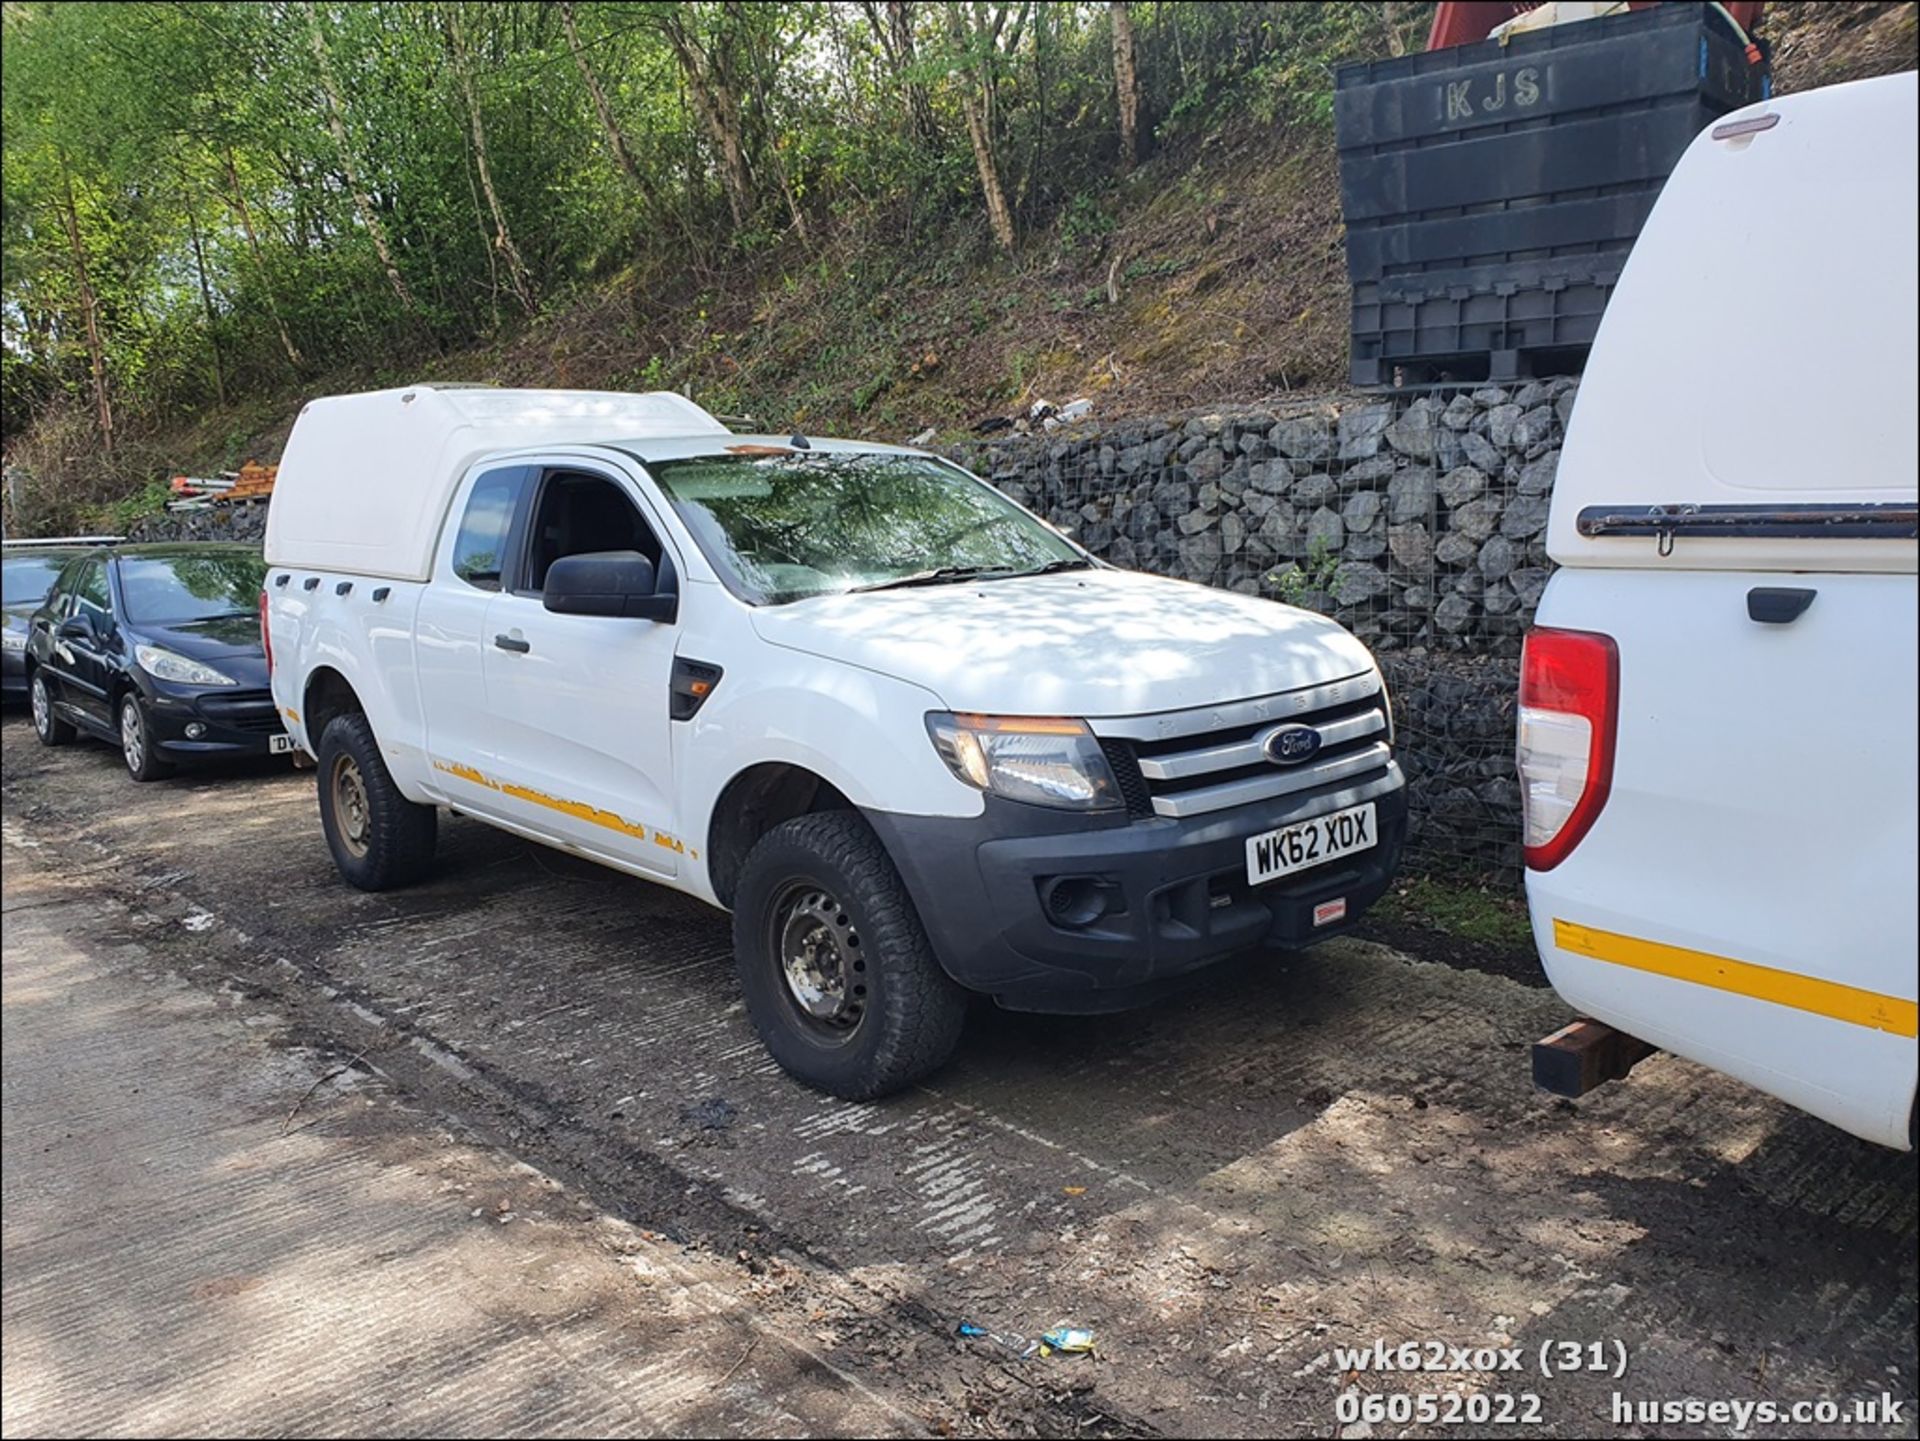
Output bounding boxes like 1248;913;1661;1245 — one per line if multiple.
1334;3;1770;386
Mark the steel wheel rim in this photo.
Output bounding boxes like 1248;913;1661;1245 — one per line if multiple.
120;700;144;773
31;675;50;736
770;881;866;1039
330;753;372;859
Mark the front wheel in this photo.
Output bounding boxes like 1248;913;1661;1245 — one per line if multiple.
29;669;74;747
119;694;175;782
316;712;437;890
732;811;967;1099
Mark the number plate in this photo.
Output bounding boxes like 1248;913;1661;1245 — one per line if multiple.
268;733;295;755
1245;801;1378;885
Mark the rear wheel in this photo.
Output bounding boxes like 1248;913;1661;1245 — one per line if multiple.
29;670;74;747
316;713;437;890
119;694;175;782
732;811;967;1099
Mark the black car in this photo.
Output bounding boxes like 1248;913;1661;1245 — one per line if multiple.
25;543;290;780
3;545;91;703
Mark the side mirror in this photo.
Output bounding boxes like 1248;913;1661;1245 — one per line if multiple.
58;613;94;641
542;550;677;622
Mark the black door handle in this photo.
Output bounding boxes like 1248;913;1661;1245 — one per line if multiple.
1748;587;1815;624
493;633;531;653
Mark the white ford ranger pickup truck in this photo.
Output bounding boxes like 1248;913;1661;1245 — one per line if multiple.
263;386;1406;1096
1521;73;1918;1149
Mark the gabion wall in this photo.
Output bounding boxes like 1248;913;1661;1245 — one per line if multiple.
949;379;1580;881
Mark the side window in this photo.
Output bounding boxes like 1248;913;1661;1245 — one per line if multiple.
451;467;529;591
44;559;85;617
519;470;663;595
72;560;111;626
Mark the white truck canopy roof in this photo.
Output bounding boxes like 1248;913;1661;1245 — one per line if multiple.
265;386;729;581
1551;72;1917;573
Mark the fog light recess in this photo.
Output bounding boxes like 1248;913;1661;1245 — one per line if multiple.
185;722;207;739
1039;875;1117;928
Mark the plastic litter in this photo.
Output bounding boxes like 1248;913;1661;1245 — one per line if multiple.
1039;1324;1097;1356
957;1320;1096;1359
956;1322;1040;1359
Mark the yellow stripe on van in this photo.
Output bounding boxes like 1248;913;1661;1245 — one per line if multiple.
1553;920;1919;1039
432;757;676;849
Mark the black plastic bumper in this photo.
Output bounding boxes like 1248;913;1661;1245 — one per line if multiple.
0;648;26;699
866;764;1407;1012
141;684;285;758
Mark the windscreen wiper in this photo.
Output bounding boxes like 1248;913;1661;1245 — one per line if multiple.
1011;558;1095;577
849;565;1018;593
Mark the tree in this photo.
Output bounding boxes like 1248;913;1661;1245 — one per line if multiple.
561;1;653;203
1111;2;1141;172
942;2;1026;255
441;2;537;316
57;153;113;452
658;4;755;232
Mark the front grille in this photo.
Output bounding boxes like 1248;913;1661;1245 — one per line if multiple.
1093;673;1392;820
197;689;281;734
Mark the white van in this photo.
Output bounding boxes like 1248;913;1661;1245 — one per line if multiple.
1522;73;1918;1148
262;388;1406;1097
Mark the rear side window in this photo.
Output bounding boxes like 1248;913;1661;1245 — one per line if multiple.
452;467;529;590
2;556;64;607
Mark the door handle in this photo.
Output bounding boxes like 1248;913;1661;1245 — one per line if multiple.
493;633;531;654
1747;587;1815;624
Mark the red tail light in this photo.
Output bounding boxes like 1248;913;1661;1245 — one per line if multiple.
259;588;273;681
1517;627;1619;871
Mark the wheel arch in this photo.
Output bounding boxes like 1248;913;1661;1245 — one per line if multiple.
705;761;855;909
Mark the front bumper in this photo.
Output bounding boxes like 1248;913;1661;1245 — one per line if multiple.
1;646;26;698
140;683;286;758
867;763;1407;1012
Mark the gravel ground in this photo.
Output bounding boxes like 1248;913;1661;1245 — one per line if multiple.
2;714;1914;1439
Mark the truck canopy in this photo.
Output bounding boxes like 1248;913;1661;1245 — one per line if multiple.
265;386;729;581
1550;72;1918;573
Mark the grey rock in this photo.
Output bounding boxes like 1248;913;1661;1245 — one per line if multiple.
1097;444;1117;476
1220;511;1246;555
1518;450;1558;496
1438;465;1488;509
1471;387;1509;407
1304;506;1345;553
1450;568;1486;598
1242;489;1277;519
1331;562;1390;604
1337;403;1394;459
1237;431;1270;458
1187;446;1228;482
1482;581;1520;616
1344;529;1388;561
1342;490;1383;533
1512;405;1556;449
1449;496;1502;542
1179;529;1224;577
1460;429;1502;473
1388;522;1434;572
1385;406;1440;460
1386;465;1436;523
1500;494;1550;539
1509;567;1551;608
1401;584;1433;611
1487;403;1524;448
1249;459;1295;494
1441;393;1477;430
1513;380;1549;410
1478;534;1518;579
1292;472;1337;506
1341;453;1398;490
1178;507;1217;535
1258;503;1299;553
1270;417;1333;461
1435;593;1477;633
1555;387;1579;432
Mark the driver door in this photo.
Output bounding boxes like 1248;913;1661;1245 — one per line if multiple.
478;463;683;877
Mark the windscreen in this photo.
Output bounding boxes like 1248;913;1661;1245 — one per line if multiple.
650;451;1083;605
118;553;268;625
2;557;64;607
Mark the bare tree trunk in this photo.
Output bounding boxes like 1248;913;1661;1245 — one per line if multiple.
183;191;227;407
222;146;305;372
57;156;112;454
560;1;654;202
1379;2;1410;57
1111;1;1141;172
442;2;537;316
302;1;435;345
944;2;1016;254
663;13;753;232
862;1;937;143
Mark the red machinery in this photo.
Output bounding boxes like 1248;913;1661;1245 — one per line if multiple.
1427;1;1764;51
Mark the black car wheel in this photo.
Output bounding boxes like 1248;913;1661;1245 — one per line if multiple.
119;694;175;782
732;811;967;1099
29;669;74;747
316;713;438;890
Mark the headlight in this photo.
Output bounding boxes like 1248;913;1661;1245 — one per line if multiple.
135;644;237;687
926;712;1120;811
0;629;24;652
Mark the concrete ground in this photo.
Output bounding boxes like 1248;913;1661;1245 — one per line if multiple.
2;713;1915;1438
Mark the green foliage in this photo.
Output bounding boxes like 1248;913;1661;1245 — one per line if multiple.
1373;874;1536;950
1272;534;1339;605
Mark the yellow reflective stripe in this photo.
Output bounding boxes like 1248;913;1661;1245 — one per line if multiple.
433;758;675;849
1553;919;1919;1039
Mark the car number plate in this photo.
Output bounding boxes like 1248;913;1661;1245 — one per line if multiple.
268;733;295;755
1245;802;1377;885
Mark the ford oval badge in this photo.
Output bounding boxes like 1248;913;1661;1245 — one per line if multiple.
1264;724;1322;766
